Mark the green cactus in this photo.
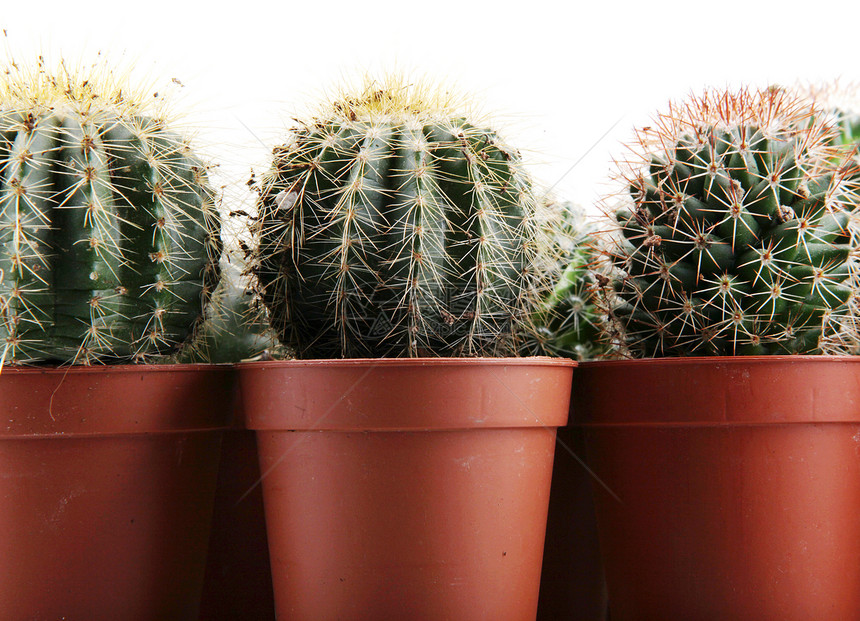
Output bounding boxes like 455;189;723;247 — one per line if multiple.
0;63;220;365
176;259;288;363
252;78;547;358
835;114;860;149
814;98;860;353
600;88;860;357
803;83;860;152
524;199;607;360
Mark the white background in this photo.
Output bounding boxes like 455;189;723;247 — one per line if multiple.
2;0;857;213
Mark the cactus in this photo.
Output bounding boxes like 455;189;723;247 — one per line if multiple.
176;259;288;363
600;88;860;357
524;198;607;360
834;114;860;151
252;78;546;358
798;83;860;154
0;62;220;364
804;88;860;353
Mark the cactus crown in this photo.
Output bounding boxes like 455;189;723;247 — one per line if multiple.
600;87;860;357
0;60;220;365
252;76;547;358
314;74;467;119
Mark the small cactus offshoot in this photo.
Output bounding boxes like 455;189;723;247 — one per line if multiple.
797;82;860;155
176;259;288;363
0;61;220;364
834;113;860;152
252;77;548;358
600;87;860;357
524;198;607;360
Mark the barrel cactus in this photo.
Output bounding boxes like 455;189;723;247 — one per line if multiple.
0;63;220;364
599;87;860;357
525;198;607;360
252;78;546;358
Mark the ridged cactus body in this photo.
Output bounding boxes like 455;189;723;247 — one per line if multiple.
602;89;860;357
0;67;219;364
254;82;543;358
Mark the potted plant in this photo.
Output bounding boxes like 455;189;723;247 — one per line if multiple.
236;76;575;621
0;60;230;620
573;86;860;620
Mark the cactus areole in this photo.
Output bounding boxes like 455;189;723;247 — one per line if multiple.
602;88;860;357
0;66;220;364
254;81;544;358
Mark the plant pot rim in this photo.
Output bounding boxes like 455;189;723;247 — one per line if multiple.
0;363;234;438
577;354;860;368
0;362;233;375
238;356;574;431
572;354;860;426
236;355;576;370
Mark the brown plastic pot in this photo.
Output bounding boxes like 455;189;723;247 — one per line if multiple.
0;364;232;621
573;356;860;621
239;357;574;621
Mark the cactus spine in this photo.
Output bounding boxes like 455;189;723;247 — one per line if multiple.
600;88;860;357
0;63;220;364
253;79;546;358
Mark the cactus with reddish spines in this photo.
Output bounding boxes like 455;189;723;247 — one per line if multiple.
251;78;548;358
0;62;220;364
599;88;860;357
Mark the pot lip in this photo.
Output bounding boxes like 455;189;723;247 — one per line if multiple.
236;355;576;370
0;362;234;437
577;354;859;368
571;354;860;426
239;356;573;431
0;362;234;376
